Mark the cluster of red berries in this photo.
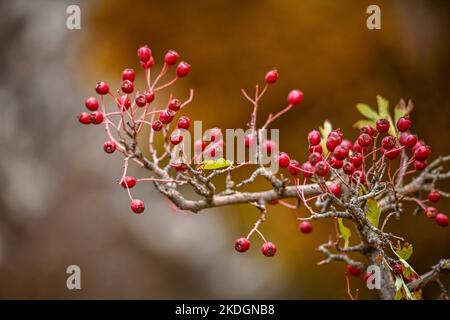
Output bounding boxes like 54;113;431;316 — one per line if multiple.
234;238;277;257
78;44;193;215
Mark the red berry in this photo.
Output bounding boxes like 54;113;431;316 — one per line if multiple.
376;118;390;133
343;162;355;175
435;213;449;227
326;135;341;152
308;130;321;146
353;141;366;154
401;133;417;148
287;89;304;105
168;99;181;112
288;160;301;176
245;134;255;148
428;190;441;203
357;133;372;148
140;57;154;69
171;161;187;172
144;90;155;103
309;144;323;154
135;95;147;107
299;221;313;234
414;145;431;161
177;116;190;130
165;50;180;65
301;162;315;178
315;161;329;177
263;140;277;155
78;112;91;125
329;183;342;197
352;170;366;184
151;120;163;131
350;152;363;168
95;81;109;95
137;45;151;62
117;95;131;110
195;139;206;152
121;176;137;189
209;128;222;142
90;111;104;125
103;140;116;153
384;147;400;160
381;136;396;150
130;199;145;214
397;116;411;132
414;160;427;171
329;130;344;141
278;152;290;168
261;242;277;257
170;131;183;145
85;97;99;111
234;238;250;253
265;70;279;84
413;140;425;152
347;265;362;277
361;125;375;137
333;145;349;160
425;207;438;219
328;157;343;169
341;139;353;151
176;61;191;77
121;80;134;94
159;110;175;124
308;152;323;165
364;272;373;283
122;68;136;82
392;263;402;275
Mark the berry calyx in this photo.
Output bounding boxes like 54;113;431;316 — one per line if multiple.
299;221;313;234
397;116;411;132
261;242;277;257
435;213;449;227
137;45;152;62
130;199;145;214
329;183;342;197
78;112;91;125
288;160;301;176
287;89;304;105
121;80;134;94
95;81;109;95
135;94;147;107
278;152;290;168
234;238;251;253
265;70;279;84
382;136;396;150
121;176;137;189
90;111;104;125
308;130;322;146
168;98;181;111
315;161;329;177
165;50;180;65
428;190;441;203
347;265;362;277
425;207;438;219
144;90;155;103
177;116;190;130
152;120;163;131
176;61;191;78
85;97;99;111
121;68;136;82
103;140;116;153
376;118;390;133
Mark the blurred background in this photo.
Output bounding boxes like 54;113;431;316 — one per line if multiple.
0;0;449;299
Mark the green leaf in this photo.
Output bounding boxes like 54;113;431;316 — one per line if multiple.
338;218;351;249
394;242;413;261
377;95;389;119
364;199;381;228
356;103;379;121
394;276;415;300
353;119;375;129
200;158;232;170
390;242;419;279
319;120;333;155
